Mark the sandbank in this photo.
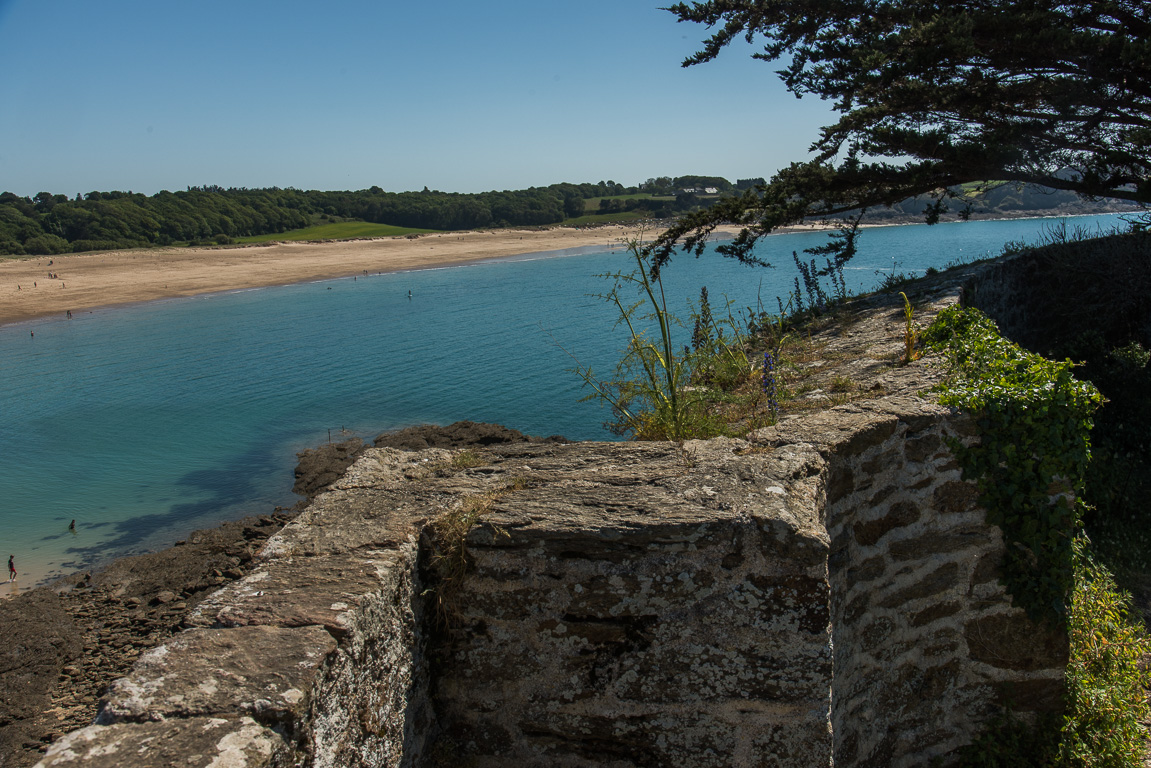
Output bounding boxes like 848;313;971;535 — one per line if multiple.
0;224;732;328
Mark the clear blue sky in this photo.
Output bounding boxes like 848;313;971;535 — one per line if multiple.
0;0;833;197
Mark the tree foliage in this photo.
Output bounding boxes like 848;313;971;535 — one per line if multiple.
652;0;1151;272
0;180;672;256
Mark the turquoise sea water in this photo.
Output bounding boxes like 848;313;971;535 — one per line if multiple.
0;214;1129;588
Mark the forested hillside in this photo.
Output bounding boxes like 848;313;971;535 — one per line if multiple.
1;177;1137;256
0;181;635;255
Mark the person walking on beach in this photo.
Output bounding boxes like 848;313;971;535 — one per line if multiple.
8;555;15;582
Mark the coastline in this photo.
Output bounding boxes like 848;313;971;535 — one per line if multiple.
1;213;1111;329
0;213;1124;592
0;224;681;328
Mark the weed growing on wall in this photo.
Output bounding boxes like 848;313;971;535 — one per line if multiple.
924;306;1103;625
899;292;922;364
423;477;526;629
761;351;779;420
787;217;858;313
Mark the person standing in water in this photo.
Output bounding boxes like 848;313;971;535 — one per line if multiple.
7;555;15;582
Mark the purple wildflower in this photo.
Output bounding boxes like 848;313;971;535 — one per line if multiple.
762;351;778;418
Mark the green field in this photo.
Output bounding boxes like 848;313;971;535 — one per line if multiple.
562;211;655;226
237;221;434;243
582;193;675;212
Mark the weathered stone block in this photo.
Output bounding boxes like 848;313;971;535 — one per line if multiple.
96;625;334;729
186;552;397;635
887;526;991;561
905;433;943;463
853;501;920;547
965;613;1068;671
877;562;960;608
36;717;291;768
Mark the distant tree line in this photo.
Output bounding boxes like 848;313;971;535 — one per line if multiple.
1;173;1132;257
0;179;672;256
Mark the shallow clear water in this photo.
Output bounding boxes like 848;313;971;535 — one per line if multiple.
0;214;1127;586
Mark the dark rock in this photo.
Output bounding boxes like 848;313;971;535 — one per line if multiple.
373;420;564;451
878;562;959;608
292;437;365;500
905;433;943;463
0;589;82;760
970;551;1003;587
965;613;1068;671
991;677;1065;713
888;526;991;561
843;555;887;590
932;480;980;514
910;600;962;627
827;464;854;503
840;417;899;457
852;501;921;547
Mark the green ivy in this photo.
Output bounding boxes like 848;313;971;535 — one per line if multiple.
924;306;1103;625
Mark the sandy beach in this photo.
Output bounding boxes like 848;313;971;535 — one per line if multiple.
0;224;686;328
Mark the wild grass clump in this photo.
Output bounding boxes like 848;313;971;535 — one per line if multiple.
423;477;525;629
1000;218;1121;256
450;449;486;469
789;216;857;314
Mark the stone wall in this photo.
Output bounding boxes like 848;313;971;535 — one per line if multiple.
432;440;834;767
962;229;1151;353
35;287;1070;768
811;403;1065;766
429;396;1065;767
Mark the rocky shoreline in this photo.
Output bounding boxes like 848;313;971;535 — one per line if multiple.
0;512;296;767
0;421;558;768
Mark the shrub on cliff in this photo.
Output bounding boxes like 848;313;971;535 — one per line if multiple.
569;239;770;440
